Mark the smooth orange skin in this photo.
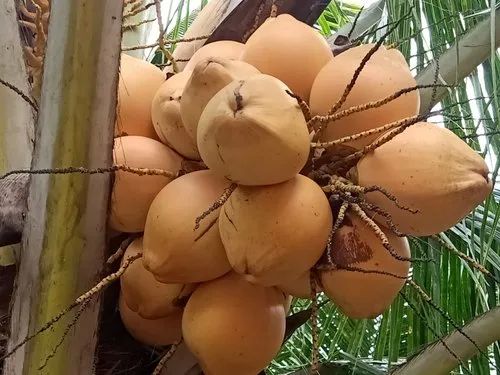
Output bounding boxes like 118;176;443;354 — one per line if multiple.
119;294;182;347
220;175;333;286
143;170;232;283
116;54;165;139
182;273;286;375
241;14;332;101
355;122;493;235
120;238;195;319
109;136;183;233
184;40;245;71
310;44;420;149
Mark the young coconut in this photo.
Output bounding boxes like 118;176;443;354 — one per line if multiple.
183;40;245;71
309;44;420;149
241;13;332;101
219;175;333;286
197;74;310;185
116;54;165;139
120;237;195;319
320;212;410;319
143;170;232;283
119;294;182;347
180;57;259;141
182;272;286;375
277;271;314;300
350;122;492;236
151;70;200;160
109;136;183;233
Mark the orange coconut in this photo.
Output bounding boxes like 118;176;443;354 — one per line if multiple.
109;136;183;233
184;40;245;71
241;14;332;101
116;53;165;139
180;57;259;141
219;175;332;286
119;294;182;347
351;122;493;236
120;237;195;319
151;70;200;160
309;44;420;149
143;170;232;283
182;272;286;375
197;74;310;185
320;212;410;319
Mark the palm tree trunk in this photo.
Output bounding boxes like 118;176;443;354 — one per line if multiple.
4;1;122;374
0;0;36;264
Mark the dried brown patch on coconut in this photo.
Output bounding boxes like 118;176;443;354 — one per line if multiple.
320;211;410;319
197;74;311;186
143;170;232;284
180;57;259;141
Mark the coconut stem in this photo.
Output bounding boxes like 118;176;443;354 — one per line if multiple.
431;235;499;283
309;83;453;139
350;203;412;262
286;90;312;122
0;165;178;181
152;341;181;375
194;183;238;230
0;253;142;361
326;201;349;265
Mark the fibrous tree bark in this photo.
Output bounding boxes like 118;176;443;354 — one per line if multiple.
4;1;123;374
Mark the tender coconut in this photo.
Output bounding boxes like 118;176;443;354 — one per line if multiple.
143;170;232;283
320;212;410;319
180;57;259;141
151;70;200;160
182;272;286;375
219;175;332;286
310;44;420;149
197;74;310;185
241;14;332;101
350;122;492;236
120;237;195;319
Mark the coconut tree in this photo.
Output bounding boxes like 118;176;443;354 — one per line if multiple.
0;0;498;374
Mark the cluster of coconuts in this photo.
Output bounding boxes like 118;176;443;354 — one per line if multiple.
110;13;492;375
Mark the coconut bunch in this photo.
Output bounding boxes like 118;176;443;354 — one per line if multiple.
110;13;492;375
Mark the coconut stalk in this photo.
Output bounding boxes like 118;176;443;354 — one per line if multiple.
0;0;36;262
3;1;122;374
417;6;500;112
391;306;500;375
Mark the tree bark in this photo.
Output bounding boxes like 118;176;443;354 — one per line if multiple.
0;0;36;262
4;1;122;374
